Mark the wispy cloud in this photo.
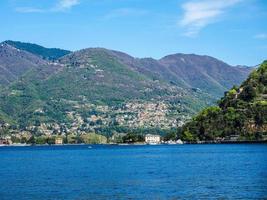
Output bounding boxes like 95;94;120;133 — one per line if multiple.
254;33;267;40
179;0;242;37
15;7;45;13
104;8;148;20
53;0;80;11
15;0;80;13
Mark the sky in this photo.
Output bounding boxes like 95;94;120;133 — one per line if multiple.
0;0;266;66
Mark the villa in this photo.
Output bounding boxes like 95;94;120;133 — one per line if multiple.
55;137;63;145
145;134;161;144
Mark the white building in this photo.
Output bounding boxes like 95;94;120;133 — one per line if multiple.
145;134;161;144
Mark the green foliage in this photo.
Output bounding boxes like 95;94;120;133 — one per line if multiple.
122;133;144;143
240;84;256;101
0;127;10;136
27;135;36;144
163;131;177;141
181;129;196;142
181;61;267;142
11;136;20;143
0;47;243;137
35;136;48;144
80;133;107;144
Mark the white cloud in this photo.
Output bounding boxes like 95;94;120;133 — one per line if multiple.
104;8;148;20
254;33;267;39
179;0;242;37
15;7;45;13
15;0;80;13
54;0;80;11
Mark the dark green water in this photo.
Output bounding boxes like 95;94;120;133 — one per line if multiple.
0;144;266;200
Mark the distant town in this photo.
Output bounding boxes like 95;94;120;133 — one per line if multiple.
2;125;263;146
0;131;184;146
0;101;191;146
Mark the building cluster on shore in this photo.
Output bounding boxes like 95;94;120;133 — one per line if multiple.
2;123;265;147
0;132;185;146
0;100;191;141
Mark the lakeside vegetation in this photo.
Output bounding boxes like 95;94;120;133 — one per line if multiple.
180;61;267;142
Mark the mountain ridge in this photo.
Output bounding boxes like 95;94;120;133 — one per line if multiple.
3;40;71;61
0;43;52;86
0;40;255;136
0;41;254;100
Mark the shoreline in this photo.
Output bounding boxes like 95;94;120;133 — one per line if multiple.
1;140;267;147
184;140;267;144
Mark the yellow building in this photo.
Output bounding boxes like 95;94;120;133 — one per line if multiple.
55;137;63;145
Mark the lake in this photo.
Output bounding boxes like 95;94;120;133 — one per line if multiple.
0;144;266;200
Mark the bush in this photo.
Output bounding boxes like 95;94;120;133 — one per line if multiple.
240;84;256;101
122;133;144;143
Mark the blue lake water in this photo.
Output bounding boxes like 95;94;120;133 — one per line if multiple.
0;144;266;200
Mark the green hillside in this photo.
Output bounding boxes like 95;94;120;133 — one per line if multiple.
180;61;267;142
0;48;212;136
0;41;254;139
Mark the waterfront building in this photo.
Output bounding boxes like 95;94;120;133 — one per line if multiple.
145;134;161;144
55;137;63;145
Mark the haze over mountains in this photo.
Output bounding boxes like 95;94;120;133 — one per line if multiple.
0;40;253;135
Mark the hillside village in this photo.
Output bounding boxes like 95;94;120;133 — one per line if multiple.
0;100;191;145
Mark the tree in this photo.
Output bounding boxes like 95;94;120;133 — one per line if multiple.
163;131;177;141
254;106;265;126
35;136;47;144
27;135;36;144
0;127;9;137
21;137;27;144
181;129;195;142
47;136;56;145
240;84;256;101
122;133;144;143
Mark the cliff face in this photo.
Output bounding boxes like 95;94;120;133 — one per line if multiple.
181;61;267;142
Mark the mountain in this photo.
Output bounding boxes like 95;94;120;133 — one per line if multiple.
0;41;252;97
0;43;51;86
159;54;252;97
4;40;71;61
0;41;254;137
102;50;252;98
0;42;67;88
0;47;210;133
180;61;267;142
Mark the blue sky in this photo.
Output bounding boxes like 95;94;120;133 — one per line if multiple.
1;0;266;66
